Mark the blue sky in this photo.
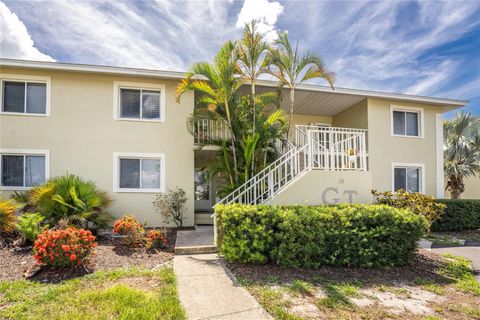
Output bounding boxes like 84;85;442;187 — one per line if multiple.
1;0;479;116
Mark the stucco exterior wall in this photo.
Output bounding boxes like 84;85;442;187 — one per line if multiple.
269;170;372;205
366;98;441;196
289;113;332;137
0;67;195;227
332;99;368;129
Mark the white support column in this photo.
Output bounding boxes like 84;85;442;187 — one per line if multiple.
435;113;445;198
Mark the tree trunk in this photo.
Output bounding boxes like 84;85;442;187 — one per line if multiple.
448;175;464;199
286;87;295;143
451;189;461;199
251;80;256;175
224;98;239;185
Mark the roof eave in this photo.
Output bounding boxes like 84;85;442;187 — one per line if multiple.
0;58;469;108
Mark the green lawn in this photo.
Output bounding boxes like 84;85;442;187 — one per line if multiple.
0;267;186;320
238;254;480;320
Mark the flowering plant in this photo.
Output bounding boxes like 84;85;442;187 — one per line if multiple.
145;229;167;250
33;227;96;268
112;215;145;246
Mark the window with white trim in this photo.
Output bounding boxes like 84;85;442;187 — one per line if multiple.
2;80;47;115
119;88;161;120
392;109;421;137
114;153;164;192
393;165;422;192
0;150;49;189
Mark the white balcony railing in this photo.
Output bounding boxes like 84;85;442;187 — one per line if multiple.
193;118;230;145
296;125;367;171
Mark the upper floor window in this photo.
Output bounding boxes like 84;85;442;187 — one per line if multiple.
0;149;49;190
113;81;165;122
1;75;50;116
391;106;423;138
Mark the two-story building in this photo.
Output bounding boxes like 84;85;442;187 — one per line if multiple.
0;59;467;226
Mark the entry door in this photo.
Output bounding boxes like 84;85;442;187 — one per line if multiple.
194;168;212;211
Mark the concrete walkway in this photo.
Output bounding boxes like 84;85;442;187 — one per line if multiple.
431;245;480;281
175;226;217;254
174;254;272;320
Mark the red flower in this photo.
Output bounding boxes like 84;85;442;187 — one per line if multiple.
61;245;70;252
70;254;77;261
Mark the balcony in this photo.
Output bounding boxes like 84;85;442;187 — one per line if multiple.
192;118;230;145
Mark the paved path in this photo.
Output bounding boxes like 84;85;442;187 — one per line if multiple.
174;254;271;320
431;245;480;281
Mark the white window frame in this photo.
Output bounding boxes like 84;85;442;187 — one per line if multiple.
113;81;165;122
390;105;424;138
0;149;50;190
0;74;51;117
113;152;165;193
391;162;425;194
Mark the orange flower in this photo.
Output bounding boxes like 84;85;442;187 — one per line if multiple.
69;254;77;261
61;245;70;252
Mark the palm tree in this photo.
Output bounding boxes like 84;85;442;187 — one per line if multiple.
177;41;242;185
236;20;270;172
266;32;335;141
444;112;480;199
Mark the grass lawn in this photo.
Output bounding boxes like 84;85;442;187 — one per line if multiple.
233;253;480;320
0;267;186;320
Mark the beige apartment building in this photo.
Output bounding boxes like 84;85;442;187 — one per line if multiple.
0;59;467;226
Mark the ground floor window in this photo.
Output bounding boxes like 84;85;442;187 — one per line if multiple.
0;149;49;189
113;152;165;192
392;163;424;193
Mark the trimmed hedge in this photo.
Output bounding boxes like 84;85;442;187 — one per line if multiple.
216;204;428;268
432;199;480;231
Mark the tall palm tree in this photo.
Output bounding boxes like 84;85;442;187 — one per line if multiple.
236;20;270;172
266;32;335;141
444;112;480;199
176;41;242;185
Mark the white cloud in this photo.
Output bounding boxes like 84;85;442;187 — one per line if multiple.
0;2;54;61
236;0;284;42
2;0;238;70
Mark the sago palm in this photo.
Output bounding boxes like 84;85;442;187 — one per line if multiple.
444;112;480;199
17;174;113;230
177;41;242;185
266;32;335;141
0;199;17;234
236;20;270;172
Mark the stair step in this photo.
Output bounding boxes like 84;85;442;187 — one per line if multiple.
175;245;218;255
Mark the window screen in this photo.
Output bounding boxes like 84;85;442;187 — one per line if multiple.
120;89;141;118
3;82;25;113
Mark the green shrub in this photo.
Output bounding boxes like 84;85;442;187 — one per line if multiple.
13;174;113;231
16;213;46;243
432;199;480;231
0;199;17;234
371;189;445;227
215;204;279;264
216;204;428;268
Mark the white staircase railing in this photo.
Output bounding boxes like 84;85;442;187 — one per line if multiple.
216;143;309;206
216;126;367;206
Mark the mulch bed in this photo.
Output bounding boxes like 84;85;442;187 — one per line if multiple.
0;228;178;282
226;249;453;287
